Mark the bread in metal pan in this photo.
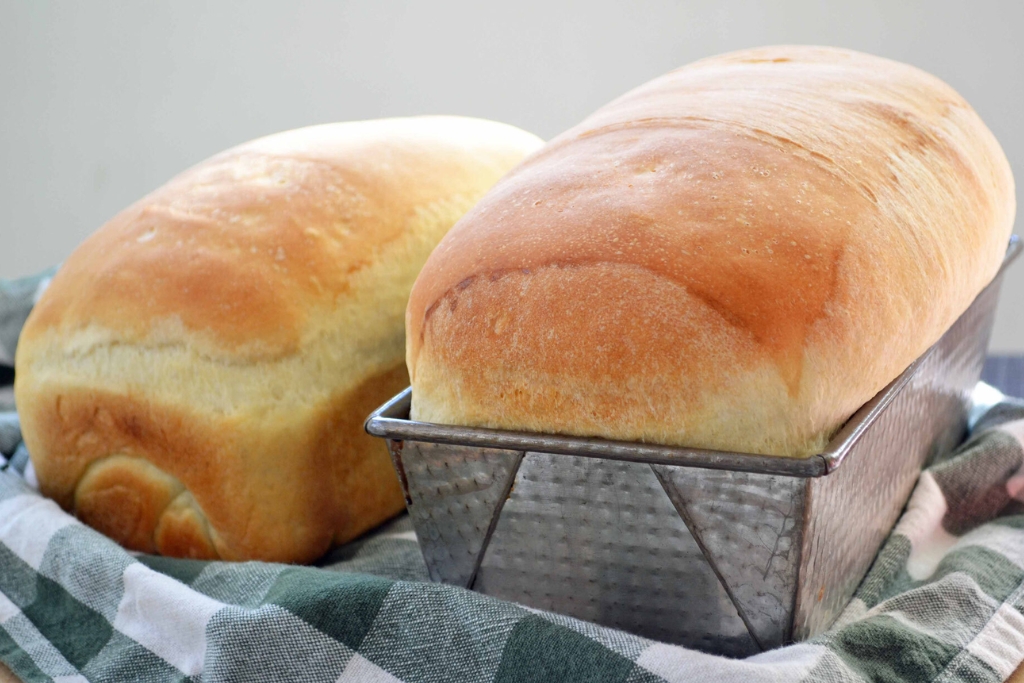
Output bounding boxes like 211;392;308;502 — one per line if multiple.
407;46;1016;458
15;116;544;562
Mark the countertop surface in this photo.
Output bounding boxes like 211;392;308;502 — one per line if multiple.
982;355;1024;398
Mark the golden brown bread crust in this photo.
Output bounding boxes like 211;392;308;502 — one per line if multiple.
15;116;543;562
407;47;1016;457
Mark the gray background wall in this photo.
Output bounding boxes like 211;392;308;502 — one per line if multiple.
2;1;1022;348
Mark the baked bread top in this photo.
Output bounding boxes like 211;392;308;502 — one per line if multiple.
407;47;1016;457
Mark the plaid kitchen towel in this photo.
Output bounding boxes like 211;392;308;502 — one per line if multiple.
0;269;54;414
4;272;1024;682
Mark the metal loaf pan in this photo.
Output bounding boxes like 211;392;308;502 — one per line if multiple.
366;237;1020;656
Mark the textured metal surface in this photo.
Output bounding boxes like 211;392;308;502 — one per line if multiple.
367;239;1018;653
474;453;759;656
793;264;1004;639
654;467;805;650
390;440;522;586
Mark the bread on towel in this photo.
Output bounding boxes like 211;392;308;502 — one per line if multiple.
15;116;543;562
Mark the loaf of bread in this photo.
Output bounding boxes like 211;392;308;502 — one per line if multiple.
15;116;543;562
407;47;1016;458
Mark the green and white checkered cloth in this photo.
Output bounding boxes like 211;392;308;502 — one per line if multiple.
4;272;1024;682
